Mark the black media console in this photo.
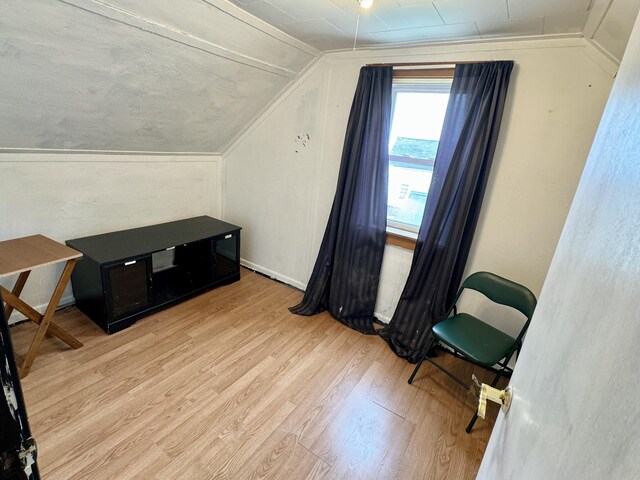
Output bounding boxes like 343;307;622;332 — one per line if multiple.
67;216;241;334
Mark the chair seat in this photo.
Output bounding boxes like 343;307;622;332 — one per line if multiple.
433;313;517;367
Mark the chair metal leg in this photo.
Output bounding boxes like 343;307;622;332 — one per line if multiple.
408;355;425;384
408;338;435;384
466;412;480;434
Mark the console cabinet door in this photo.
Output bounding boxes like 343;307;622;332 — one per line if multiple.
213;233;240;280
103;257;152;320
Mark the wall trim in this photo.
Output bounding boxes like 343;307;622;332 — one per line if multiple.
240;259;307;291
0;151;222;162
57;0;306;78
583;0;614;40
220;155;228;221
375;313;392;324
583;39;620;77
240;259;393;324
326;33;585;55
199;0;320;57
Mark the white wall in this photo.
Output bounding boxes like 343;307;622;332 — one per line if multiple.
0;153;222;322
224;37;614;326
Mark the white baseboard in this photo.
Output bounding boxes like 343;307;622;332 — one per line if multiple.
6;294;75;325
240;259;392;324
240;259;307;291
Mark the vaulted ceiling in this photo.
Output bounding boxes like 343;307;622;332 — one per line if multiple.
0;0;638;154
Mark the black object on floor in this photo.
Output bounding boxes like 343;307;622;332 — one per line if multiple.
67;216;241;334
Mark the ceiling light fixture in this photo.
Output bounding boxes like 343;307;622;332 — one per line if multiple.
358;0;373;8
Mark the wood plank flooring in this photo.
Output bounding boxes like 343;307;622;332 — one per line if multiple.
9;269;501;479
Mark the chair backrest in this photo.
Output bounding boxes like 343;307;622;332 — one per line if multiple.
460;271;537;320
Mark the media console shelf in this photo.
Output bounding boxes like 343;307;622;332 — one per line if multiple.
67;216;241;334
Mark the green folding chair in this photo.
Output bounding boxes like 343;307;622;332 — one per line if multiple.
408;271;537;433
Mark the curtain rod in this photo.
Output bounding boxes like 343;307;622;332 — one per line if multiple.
366;61;488;67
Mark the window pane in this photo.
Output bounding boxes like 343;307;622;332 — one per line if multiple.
388;165;433;228
389;92;450;145
388;85;450;232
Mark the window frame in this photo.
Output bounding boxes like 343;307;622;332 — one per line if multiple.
386;68;454;250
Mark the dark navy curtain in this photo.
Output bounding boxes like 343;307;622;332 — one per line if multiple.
290;66;393;334
380;61;514;361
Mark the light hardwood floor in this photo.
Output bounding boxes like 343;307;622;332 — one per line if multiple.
10;269;501;479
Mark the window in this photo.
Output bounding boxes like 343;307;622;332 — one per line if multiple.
387;74;453;248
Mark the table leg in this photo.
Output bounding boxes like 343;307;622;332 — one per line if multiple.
3;271;30;321
0;286;82;349
20;259;77;378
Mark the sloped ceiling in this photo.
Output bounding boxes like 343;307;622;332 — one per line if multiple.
0;0;318;152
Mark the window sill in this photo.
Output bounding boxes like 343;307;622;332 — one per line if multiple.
386;228;417;250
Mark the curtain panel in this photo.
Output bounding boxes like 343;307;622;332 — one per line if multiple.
290;66;393;334
380;61;515;361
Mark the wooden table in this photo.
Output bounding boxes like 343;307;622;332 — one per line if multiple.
0;235;83;378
